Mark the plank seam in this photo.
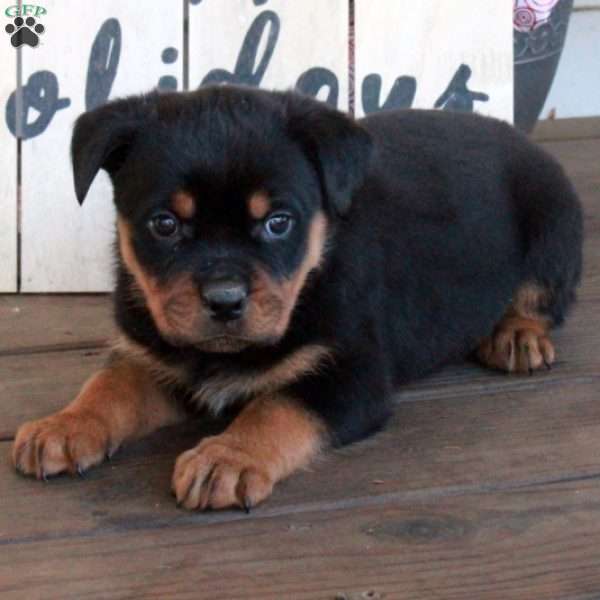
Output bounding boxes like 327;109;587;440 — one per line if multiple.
0;340;109;358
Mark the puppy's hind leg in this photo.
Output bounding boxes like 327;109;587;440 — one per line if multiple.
477;283;556;374
479;141;583;375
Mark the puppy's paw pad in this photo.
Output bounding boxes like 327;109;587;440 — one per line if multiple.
12;413;111;479
477;326;555;374
172;436;273;511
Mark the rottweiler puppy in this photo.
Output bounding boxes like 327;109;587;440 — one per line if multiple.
12;86;583;511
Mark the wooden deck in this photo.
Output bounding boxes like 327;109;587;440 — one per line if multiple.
1;138;600;600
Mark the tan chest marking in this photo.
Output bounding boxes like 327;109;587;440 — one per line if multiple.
191;343;333;414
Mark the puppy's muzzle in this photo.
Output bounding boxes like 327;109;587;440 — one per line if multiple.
201;278;248;322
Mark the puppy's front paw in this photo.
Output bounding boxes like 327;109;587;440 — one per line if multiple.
12;412;112;479
172;435;274;511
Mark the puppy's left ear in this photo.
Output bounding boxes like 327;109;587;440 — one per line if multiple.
284;93;372;216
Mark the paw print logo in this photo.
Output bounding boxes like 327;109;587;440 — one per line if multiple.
5;17;45;48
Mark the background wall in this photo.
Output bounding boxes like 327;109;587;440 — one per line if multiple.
541;0;600;119
0;0;513;293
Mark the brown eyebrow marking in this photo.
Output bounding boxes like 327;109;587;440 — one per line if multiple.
171;191;196;220
248;192;271;220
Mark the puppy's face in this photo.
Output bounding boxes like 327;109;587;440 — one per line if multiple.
71;87;371;352
114;152;328;352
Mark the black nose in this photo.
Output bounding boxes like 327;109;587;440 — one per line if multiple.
201;279;248;322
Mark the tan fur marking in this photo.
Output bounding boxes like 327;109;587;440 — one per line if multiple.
172;394;325;510
172;191;196;220
248;212;328;339
223;395;325;479
477;281;555;374
111;335;189;388
191;343;332;413
114;335;332;416
248;191;271;220
118;212;328;348
498;316;547;338
12;355;182;478
508;282;550;322
118;218;202;341
65;357;182;440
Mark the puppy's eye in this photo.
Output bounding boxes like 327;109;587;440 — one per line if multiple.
150;212;179;239
263;213;293;239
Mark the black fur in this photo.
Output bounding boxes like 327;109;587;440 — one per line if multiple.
72;85;583;447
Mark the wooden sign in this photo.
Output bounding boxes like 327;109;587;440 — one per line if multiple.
13;1;183;292
355;0;513;120
0;51;17;291
188;0;348;110
1;0;513;292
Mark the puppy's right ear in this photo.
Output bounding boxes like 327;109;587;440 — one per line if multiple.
71;95;152;205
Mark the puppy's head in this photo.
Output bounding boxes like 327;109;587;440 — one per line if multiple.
71;86;372;352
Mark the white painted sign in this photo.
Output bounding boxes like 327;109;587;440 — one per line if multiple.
355;0;513;121
0;48;17;291
188;0;348;110
14;1;183;292
1;0;513;292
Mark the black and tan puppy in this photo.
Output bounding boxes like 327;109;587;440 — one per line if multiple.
13;86;583;511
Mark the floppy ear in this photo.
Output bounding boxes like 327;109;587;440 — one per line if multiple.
284;93;372;216
71;95;152;205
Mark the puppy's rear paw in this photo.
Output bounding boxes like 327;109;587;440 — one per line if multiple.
477;318;555;374
12;412;112;479
172;435;274;511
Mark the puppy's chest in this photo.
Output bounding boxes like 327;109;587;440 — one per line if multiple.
116;336;332;415
185;365;263;414
185;343;331;413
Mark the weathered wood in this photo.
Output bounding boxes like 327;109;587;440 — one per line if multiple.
533;116;600;142
3;368;600;532
354;0;513;120
19;1;184;292
0;348;108;439
1;454;599;599
0;44;17;292
188;0;349;110
0;294;113;353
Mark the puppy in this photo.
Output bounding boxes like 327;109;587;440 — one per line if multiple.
12;86;583;511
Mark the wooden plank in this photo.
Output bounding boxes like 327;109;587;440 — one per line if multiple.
2;370;600;538
0;32;17;291
1;449;600;599
19;1;184;292
532;116;600;142
354;0;513;120
188;0;348;110
0;348;108;439
541;138;600;183
0;294;113;354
